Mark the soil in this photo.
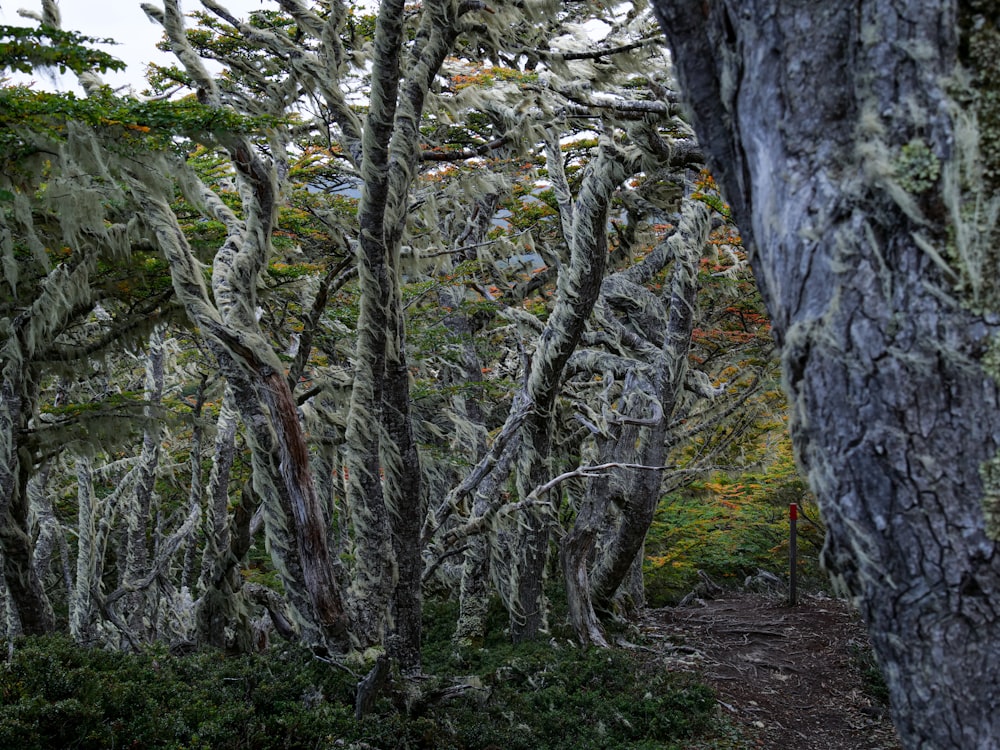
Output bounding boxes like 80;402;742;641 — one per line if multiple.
641;592;902;750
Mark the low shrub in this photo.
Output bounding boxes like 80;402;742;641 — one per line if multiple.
0;635;359;749
0;624;716;750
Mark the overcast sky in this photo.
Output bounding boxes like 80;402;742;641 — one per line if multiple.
2;0;263;91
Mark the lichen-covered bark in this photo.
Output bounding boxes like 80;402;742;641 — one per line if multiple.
194;387;251;650
129;183;347;651
342;0;412;650
0;254;98;635
503;138;630;642
344;0;465;671
591;198;708;611
342;0;402;637
652;2;1000;746
0;444;54;635
179;378;207;594
440;197;499;648
560;196;708;643
0;378;53;635
128;1;351;652
70;456;97;643
123;325;165;632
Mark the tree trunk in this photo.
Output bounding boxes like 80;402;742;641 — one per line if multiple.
343;0;463;668
129;184;348;651
180;376;207;594
202;389;238;573
502;139;631;642
592;201;706;611
652;2;1000;746
195;388;247;650
558;194;707;642
383;296;425;674
559;473;611;647
136;0;349;653
0;377;54;635
124;326;165;633
1;482;54;635
70;456;97;643
28;464;58;588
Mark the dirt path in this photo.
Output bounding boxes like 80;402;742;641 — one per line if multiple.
642;593;901;750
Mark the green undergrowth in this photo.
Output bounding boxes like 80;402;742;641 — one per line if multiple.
0;607;720;750
0;448;828;749
645;441;826;606
850;639;891;708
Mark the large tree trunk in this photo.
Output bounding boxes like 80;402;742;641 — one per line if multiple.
341;0;410;649
382;290;425;673
130;184;348;651
141;0;349;653
344;0;462;670
652;2;1000;746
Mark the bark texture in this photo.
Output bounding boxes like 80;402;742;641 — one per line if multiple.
652;2;1000;746
123;326;165;632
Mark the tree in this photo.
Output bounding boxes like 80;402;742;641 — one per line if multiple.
651;1;1000;746
0;0;773;688
0;30;170;633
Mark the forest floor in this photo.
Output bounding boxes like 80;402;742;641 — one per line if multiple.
641;592;902;750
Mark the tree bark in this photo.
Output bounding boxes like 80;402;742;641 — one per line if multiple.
144;0;349;652
344;0;464;670
70;456;97;643
0;375;54;635
506;139;630;642
0;252;100;635
195;388;247;650
652;2;1000;746
590;199;707;613
342;0;412;649
123;325;165;633
129;183;348;651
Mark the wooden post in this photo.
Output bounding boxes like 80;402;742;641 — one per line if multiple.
789;503;798;606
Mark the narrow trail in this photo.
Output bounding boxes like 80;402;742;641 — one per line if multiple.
642;593;901;749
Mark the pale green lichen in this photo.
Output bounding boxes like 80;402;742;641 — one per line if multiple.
980;335;1000;537
948;8;1000;539
980;453;1000;540
894;138;941;194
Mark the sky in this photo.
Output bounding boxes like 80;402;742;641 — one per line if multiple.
1;0;263;91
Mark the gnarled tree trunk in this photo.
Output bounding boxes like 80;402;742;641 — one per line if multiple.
652;2;1000;746
561;195;709;643
502;139;630;642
